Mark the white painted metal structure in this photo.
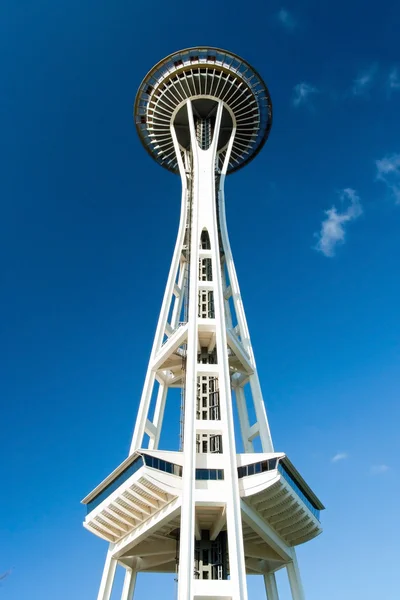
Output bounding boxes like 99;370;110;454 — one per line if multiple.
82;48;324;600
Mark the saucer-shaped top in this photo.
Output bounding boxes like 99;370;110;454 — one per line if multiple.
134;47;273;174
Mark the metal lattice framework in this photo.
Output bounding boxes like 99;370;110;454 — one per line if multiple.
135;47;273;174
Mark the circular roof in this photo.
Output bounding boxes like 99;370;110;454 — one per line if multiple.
134;47;273;174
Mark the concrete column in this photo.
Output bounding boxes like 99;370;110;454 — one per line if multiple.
287;553;305;600
97;549;117;600
264;572;279;600
121;566;137;600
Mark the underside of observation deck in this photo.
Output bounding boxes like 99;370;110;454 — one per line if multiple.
134;47;273;174
82;450;323;577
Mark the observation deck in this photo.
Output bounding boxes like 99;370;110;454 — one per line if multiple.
134;47;273;174
82;451;324;573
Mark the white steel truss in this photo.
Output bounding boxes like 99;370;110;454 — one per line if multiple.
84;47;324;600
129;98;274;599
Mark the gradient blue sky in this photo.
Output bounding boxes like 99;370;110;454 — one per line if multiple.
1;1;399;598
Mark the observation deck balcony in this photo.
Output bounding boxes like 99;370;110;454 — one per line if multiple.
238;454;324;547
82;450;323;557
82;451;183;543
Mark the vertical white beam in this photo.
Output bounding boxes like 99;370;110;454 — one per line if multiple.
177;99;198;600
97;549;117;600
264;572;279;600
130;371;156;453
287;552;305;600
221;261;233;328
171;260;186;329
235;386;254;453
217;179;274;453
148;383;168;450
121;566;137;600
129;143;188;454
208;114;248;600
249;374;273;452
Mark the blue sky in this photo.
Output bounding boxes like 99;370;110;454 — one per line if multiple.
1;0;399;598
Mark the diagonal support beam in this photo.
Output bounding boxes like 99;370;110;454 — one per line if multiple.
244;542;284;562
111;498;181;559
227;329;254;375
241;500;293;562
134;480;166;503
152;323;188;371
125;488;157;511
210;506;226;541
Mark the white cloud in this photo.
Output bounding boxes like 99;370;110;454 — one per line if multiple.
331;452;348;463
352;64;377;96
277;8;296;31
315;188;362;257
388;67;400;91
370;464;390;475
292;83;318;107
376;153;400;204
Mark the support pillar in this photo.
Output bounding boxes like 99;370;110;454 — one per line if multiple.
235;386;253;453
121;566;137;600
287;553;305;600
97;549;117;600
264;572;279;600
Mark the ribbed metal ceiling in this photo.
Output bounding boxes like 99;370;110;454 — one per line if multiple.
134;47;273;174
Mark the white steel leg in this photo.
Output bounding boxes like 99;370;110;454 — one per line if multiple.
97;549;117;600
287;552;305;600
176;100;198;600
129;173;188;455
235;386;254;453
171;260;186;329
121;566;137;600
264;572;279;600
148;383;168;450
249;374;274;452
212;118;248;600
218;183;274;453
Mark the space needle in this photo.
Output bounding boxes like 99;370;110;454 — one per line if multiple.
82;47;324;600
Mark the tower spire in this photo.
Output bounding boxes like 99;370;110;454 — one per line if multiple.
82;47;324;600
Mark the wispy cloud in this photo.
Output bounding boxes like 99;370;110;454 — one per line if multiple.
315;188;362;257
277;8;296;31
370;464;390;475
376;153;400;204
331;452;348;463
292;83;318;107
388;67;400;91
352;64;377;96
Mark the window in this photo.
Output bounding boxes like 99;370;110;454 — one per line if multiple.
237;459;278;479
236;459;321;520
199;258;212;281
210;435;222;454
278;462;320;520
196;469;224;480
86;455;144;514
142;454;182;478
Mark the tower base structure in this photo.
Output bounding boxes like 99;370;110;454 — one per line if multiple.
82;47;324;600
83;449;323;600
